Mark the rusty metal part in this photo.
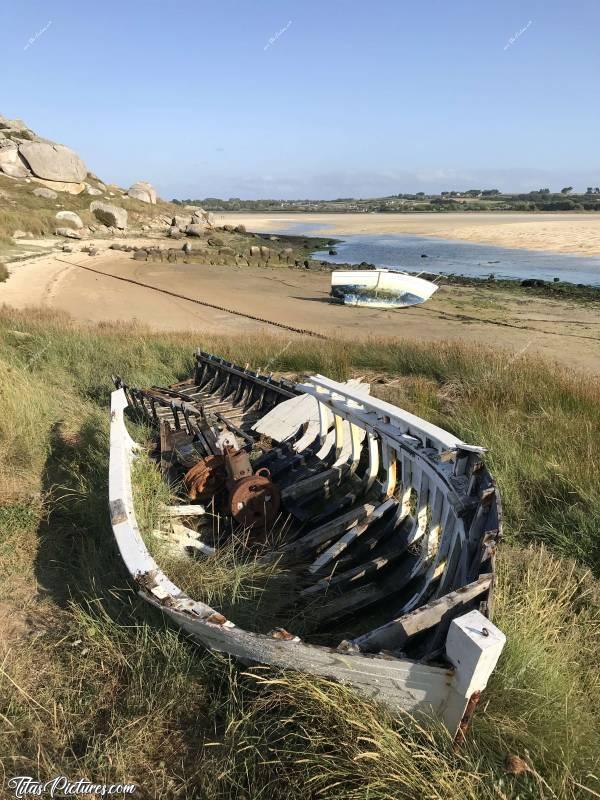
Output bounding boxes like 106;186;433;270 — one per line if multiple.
184;455;225;501
453;690;481;749
269;627;296;640
224;446;253;482
228;467;281;529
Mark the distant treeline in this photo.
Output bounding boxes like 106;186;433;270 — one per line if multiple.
172;188;600;213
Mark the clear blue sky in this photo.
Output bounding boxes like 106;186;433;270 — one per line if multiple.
3;0;599;199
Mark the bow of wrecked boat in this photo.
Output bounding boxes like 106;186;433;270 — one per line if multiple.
109;351;505;739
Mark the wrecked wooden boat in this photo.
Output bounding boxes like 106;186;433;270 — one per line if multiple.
109;351;504;738
330;269;439;308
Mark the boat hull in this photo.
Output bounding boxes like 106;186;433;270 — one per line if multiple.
331;269;439;308
109;351;505;739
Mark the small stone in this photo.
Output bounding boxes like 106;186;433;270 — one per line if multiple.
55;227;82;239
33;187;58;199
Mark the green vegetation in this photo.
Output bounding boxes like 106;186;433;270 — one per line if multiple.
0;173;179;247
180;188;600;214
0;308;598;798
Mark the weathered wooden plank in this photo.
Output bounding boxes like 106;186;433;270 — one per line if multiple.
160;504;207;517
279;502;377;560
308;498;398;574
280;465;347;501
301;523;411;596
353;574;492;653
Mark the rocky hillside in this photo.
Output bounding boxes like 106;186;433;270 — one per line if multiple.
0;113;208;250
0;113;329;273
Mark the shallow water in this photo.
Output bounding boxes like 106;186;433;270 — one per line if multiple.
274;223;600;286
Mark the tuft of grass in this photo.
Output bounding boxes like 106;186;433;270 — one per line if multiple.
132;452;293;623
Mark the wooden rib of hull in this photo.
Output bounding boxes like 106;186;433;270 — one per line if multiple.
109;350;505;738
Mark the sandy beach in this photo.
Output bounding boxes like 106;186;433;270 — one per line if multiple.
217;212;600;257
2;244;598;373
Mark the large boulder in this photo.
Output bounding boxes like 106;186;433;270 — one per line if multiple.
85;184;102;196
33;186;58;199
185;224;206;237
56;210;83;229
90;201;127;229
19;142;87;183
128;181;157;204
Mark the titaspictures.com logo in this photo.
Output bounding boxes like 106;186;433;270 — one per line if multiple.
7;776;136;798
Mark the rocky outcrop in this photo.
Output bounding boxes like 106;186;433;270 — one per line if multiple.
0;116;90;194
90;201;127;229
56;211;83;229
0;116;27;130
128;181;157;204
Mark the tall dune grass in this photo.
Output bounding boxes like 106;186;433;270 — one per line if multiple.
0;307;598;798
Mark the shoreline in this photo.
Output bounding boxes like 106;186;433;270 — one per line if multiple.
216;212;600;259
1;237;599;373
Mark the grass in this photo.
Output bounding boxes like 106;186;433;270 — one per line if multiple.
131;454;289;619
0;306;598;798
0;173;180;244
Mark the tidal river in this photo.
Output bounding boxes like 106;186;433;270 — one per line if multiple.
276;224;600;286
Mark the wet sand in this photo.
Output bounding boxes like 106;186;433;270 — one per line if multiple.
2;246;599;372
217;212;600;258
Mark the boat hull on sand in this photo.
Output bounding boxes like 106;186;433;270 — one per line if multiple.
331;269;439;308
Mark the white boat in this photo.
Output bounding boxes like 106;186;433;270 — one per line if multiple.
331;269;439;308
